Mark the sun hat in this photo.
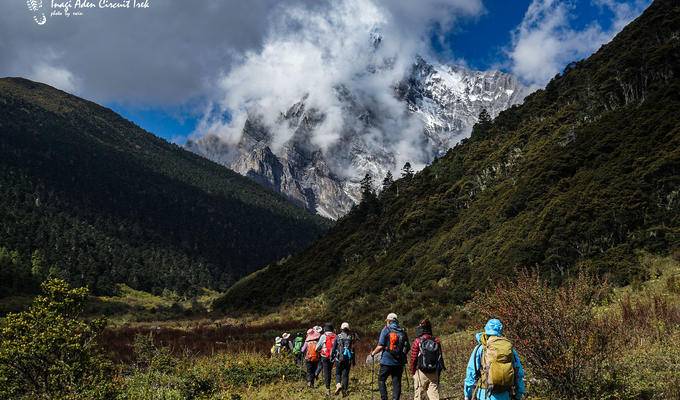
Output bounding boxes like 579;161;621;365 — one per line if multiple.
282;332;290;339
307;328;321;341
341;322;350;330
275;336;282;344
313;325;323;333
386;313;398;322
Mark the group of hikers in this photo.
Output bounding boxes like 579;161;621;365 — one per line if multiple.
270;313;525;400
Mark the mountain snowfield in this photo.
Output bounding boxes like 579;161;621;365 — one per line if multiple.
187;57;526;219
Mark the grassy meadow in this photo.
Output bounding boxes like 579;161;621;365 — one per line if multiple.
1;254;679;399
110;254;680;399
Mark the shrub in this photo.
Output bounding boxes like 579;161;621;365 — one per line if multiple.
194;353;303;387
118;338;216;400
118;345;302;399
470;272;613;399
0;279;115;400
600;332;680;400
132;332;176;373
618;293;680;342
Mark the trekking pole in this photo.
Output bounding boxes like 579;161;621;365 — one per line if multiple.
405;368;411;395
370;357;375;400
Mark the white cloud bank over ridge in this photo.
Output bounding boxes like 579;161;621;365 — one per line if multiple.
29;63;78;94
510;0;650;88
196;0;484;174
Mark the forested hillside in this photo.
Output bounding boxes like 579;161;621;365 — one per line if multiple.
217;0;680;323
0;78;330;296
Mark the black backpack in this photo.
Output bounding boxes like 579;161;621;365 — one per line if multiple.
280;338;289;353
417;337;441;372
335;333;353;362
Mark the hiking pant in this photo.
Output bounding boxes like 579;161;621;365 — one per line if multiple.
378;364;403;400
321;357;333;389
413;370;440;400
335;360;351;393
306;360;319;386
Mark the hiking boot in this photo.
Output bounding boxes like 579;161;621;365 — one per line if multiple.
334;383;342;395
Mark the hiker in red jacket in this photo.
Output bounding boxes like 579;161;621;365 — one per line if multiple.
409;319;444;400
316;323;337;396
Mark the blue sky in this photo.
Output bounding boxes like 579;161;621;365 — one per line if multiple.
440;0;628;70
109;104;201;145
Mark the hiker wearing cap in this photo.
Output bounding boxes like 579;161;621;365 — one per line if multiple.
370;313;409;400
464;319;525;400
301;326;323;387
331;322;356;396
316;323;337;396
410;319;444;400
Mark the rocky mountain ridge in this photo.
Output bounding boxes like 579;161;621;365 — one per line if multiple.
187;57;526;219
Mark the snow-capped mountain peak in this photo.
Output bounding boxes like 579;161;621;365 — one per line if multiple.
187;57;526;219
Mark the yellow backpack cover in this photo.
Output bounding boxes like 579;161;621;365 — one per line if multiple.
480;335;515;393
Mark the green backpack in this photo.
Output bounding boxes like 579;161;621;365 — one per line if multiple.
293;336;304;355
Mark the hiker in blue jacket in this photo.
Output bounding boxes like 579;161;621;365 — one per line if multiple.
370;313;409;400
464;319;525;400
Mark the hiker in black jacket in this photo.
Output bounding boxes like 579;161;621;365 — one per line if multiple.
331;322;356;397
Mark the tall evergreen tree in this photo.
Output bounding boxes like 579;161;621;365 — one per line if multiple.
478;108;491;124
401;162;414;179
359;173;375;201
471;108;492;139
382;171;394;190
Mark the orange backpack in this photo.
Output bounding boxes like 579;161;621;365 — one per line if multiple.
306;340;319;362
386;328;406;361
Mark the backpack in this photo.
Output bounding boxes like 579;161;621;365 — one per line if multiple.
280;338;289;353
417;337;441;372
335;333;353;362
293;336;304;355
322;333;336;358
305;340;319;362
271;343;281;355
386;327;407;363
479;335;515;393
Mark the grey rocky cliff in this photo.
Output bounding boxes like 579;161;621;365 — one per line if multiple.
187;57;527;219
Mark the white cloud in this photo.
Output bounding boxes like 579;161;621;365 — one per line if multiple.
509;0;649;88
29;63;78;93
195;0;483;177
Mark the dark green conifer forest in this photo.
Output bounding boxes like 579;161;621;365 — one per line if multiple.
0;78;330;296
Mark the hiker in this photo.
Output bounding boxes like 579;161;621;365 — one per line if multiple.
293;332;305;365
331;322;356;396
301;326;323;387
316;323;337;396
280;332;293;354
270;336;282;356
464;319;525;400
370;313;409;400
410;319;444;400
